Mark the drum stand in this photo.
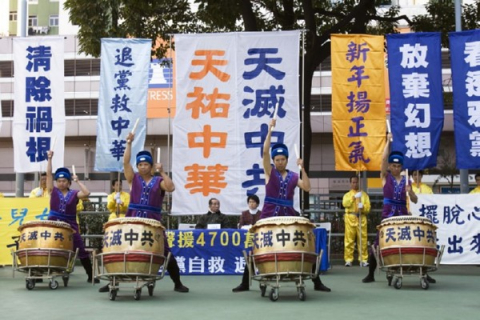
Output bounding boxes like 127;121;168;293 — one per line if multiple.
12;248;79;290
94;251;171;301
376;245;445;290
248;250;322;302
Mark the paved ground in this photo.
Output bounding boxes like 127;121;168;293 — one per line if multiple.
0;263;478;320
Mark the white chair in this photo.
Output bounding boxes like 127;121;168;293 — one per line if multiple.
178;223;196;230
315;222;332;269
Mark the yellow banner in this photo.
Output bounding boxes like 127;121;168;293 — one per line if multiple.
0;198;49;265
331;34;386;171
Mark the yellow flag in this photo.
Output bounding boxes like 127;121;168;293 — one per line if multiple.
331;34;386;171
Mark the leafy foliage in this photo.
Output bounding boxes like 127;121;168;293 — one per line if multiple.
64;0;199;58
411;0;480;47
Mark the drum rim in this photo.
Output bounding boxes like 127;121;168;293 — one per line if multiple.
250;216;315;231
18;220;74;232
104;217;165;229
378;216;437;230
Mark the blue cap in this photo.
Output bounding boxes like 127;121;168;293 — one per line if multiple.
271;143;289;159
54;167;71;181
136;151;153;166
388;151;404;165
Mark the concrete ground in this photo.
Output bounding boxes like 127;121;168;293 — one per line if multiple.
0;263;478;320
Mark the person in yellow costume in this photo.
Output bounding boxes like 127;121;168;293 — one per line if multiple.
343;176;371;267
29;172;49;198
411;170;433;194
106;179;130;221
470;173;480;194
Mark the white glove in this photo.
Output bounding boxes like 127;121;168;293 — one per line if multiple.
116;199;122;204
358;202;364;209
355;192;362;199
36;188;43;197
114;192;121;200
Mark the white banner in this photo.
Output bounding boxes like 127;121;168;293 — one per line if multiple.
94;38;151;172
13;37;65;173
172;31;301;215
411;194;480;264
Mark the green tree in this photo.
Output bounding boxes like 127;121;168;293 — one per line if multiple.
64;0;199;58
411;0;480;47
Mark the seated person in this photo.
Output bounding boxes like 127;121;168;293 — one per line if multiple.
195;198;228;229
238;195;261;228
106;179;130;221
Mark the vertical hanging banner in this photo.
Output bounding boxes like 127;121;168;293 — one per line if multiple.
387;32;444;170
13;37;65;172
94;38;151;172
331;34;386;171
449;30;480;169
173;31;300;215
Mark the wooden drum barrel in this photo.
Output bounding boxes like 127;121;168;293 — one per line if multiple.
378;216;438;267
250;216;317;275
17;220;74;267
102;217;165;275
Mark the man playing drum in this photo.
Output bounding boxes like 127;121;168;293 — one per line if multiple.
45;150;99;283
362;133;418;283
232;119;331;292
103;132;189;293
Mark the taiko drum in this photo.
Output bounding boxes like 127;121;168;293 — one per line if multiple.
250;216;317;275
102;217;165;275
17;220;74;267
378;216;438;267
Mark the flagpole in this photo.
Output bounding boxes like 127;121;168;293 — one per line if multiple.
300;29;306;216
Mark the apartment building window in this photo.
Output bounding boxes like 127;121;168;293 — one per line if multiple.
28;16;38;27
49;15;59;27
9;11;17;21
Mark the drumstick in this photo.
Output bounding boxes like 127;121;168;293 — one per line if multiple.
294;144;302;170
386;119;393;141
273;102;279;120
156;147;161;172
127;118;140;143
270;103;279;132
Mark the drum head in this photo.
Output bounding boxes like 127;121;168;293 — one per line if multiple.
104;217;165;230
18;220;73;232
250;216;315;232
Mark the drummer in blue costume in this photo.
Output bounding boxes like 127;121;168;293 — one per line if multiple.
232;119;331;292
46;150;98;283
362;133;418;283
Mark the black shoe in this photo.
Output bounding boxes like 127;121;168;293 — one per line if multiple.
98;285;109;292
88;278;100;284
232;284;249;292
174;284;189;293
426;275;436;284
362;274;375;283
314;283;331;292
